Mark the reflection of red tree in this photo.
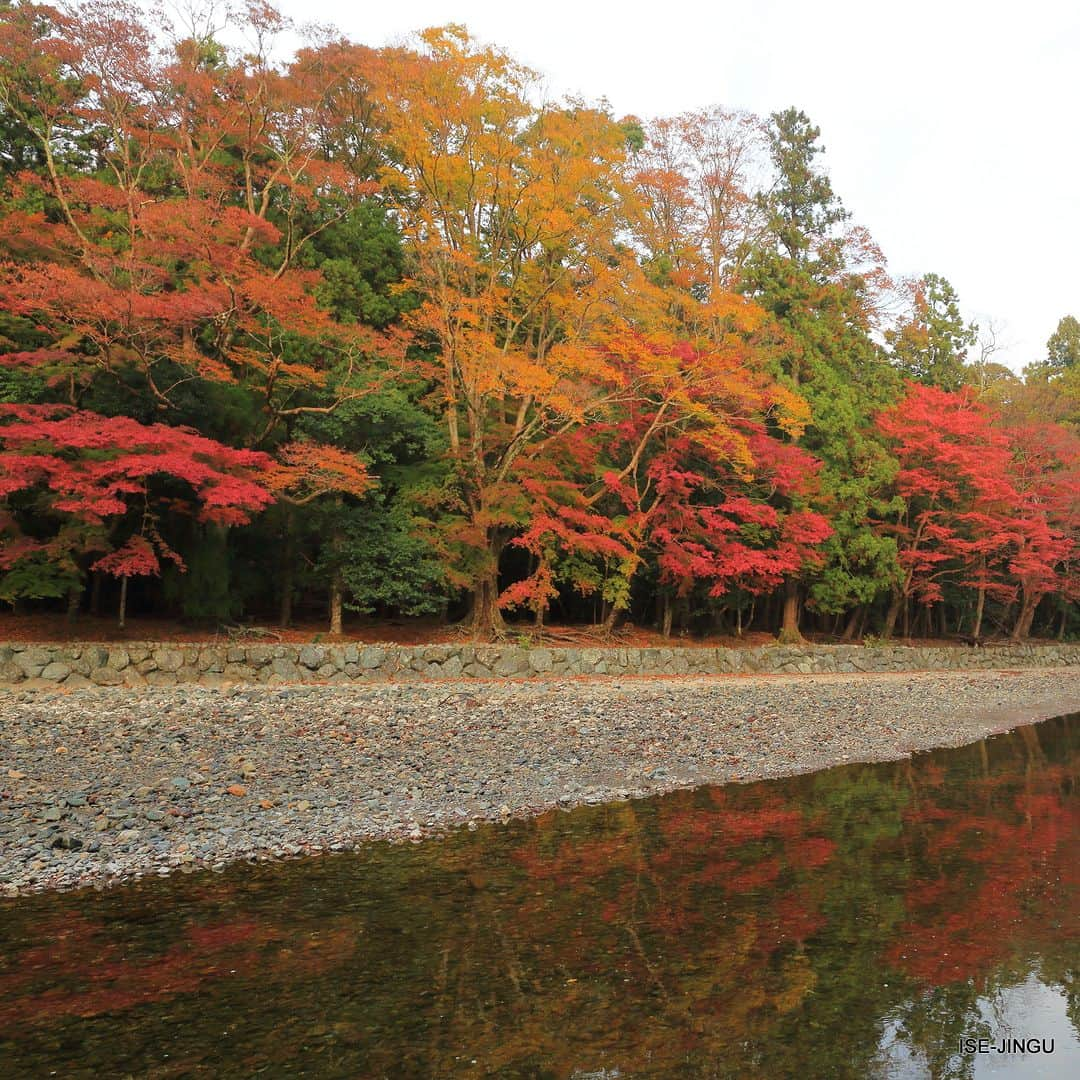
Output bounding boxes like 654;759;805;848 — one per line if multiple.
888;762;1079;986
510;787;836;972
0;911;356;1029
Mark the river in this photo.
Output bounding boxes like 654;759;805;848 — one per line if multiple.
1;715;1077;1077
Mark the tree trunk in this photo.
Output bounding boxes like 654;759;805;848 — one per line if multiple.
882;592;901;639
1058;602;1068;641
66;583;81;624
841;606;862;642
117;575;128;631
971;585;986;639
468;572;506;639
327;502;345;636
777;579;803;644
279;507;295;628
329;570;343;636
661;594;673;639
90;571;103;617
1011;589;1040;641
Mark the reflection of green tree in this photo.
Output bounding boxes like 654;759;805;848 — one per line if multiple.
747;767;910;1078
892;983;988;1080
0;717;1076;1078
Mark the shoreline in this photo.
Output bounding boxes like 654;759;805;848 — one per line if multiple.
2;666;1079;898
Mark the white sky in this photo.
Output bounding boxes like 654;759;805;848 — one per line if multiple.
272;0;1080;374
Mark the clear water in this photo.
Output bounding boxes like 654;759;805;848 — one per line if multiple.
1;716;1077;1078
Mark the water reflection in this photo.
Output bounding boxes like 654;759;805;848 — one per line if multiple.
1;716;1077;1078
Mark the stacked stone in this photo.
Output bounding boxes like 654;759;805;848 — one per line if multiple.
2;640;1079;688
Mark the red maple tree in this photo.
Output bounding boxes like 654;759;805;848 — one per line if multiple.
0;404;273;622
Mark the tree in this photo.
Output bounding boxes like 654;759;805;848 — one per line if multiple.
1046;314;1080;374
886;273;978;391
632;107;766;300
0;1;400;620
1003;421;1080;639
876;384;1018;639
535;326;826;635
757;108;848;265
0;403;273;624
740;108;898;641
368;26;640;636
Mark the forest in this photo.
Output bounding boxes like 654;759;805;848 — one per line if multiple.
1;0;1078;643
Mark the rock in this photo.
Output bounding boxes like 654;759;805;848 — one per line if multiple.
16;648;52;677
359;646;386;670
299;645;327;669
493;653;527;677
40;662;72;681
440;655;464;678
153;649;184;673
197;649;224;674
106;649;130;671
0;660;24;682
270;658;300;679
227;784;247;797
528;649;554;673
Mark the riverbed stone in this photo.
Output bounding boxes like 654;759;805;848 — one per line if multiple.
0;666;1077;895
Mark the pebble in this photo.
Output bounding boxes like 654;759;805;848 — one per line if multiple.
1;667;1078;896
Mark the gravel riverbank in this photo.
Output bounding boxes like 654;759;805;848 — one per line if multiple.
3;667;1079;896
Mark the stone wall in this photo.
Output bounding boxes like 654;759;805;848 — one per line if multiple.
2;640;1079;689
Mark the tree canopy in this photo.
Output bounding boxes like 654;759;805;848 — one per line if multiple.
0;1;1076;643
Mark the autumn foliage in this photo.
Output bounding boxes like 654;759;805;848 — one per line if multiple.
0;1;1077;639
